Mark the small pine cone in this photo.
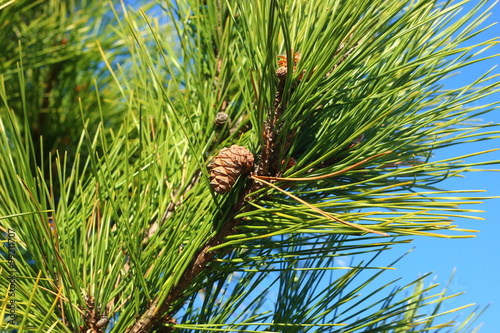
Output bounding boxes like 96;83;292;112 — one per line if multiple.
276;66;288;81
214;112;229;126
95;316;109;328
208;145;254;194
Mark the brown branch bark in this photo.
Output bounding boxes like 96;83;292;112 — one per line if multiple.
125;188;250;333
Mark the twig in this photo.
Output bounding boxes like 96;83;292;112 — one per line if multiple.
125;195;247;333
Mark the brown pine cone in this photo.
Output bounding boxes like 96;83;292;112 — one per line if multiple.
208;145;254;194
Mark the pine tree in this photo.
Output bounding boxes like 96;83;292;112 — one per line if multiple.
1;0;499;332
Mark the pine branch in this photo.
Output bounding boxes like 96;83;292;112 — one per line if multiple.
127;27;382;331
1;1;499;332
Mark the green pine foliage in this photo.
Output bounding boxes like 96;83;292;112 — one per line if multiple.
0;0;498;332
